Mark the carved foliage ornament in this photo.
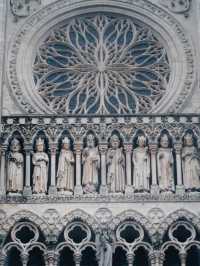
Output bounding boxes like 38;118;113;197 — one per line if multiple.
10;0;41;21
33;13;170;115
161;0;192;16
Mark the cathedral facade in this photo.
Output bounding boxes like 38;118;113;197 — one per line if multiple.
0;0;200;265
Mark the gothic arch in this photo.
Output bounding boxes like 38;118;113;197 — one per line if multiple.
110;210;153;242
62;209;99;233
0;210;51;242
157;209;200;241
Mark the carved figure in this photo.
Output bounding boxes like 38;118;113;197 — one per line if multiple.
157;134;175;192
7;138;24;193
107;135;125;193
96;230;113;266
57;137;74;194
182;133;200;191
32;138;49;194
82;134;100;193
133;135;150;192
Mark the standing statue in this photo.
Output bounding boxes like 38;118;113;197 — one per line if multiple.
7;138;24;194
132;135;150;192
182;133;200;191
32;138;49;194
107;134;125;193
57;137;75;194
82;134;100;193
157;134;175;192
96;229;113;266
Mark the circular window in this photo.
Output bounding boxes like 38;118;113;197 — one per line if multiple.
33;13;170;115
8;1;195;114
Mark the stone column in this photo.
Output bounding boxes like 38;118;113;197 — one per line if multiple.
179;251;186;266
74;143;83;195
149;143;159;195
149;251;164;266
0;144;6;196
74;251;82;266
124;144;134;195
99;144;108;195
175;142;185;195
0;250;6;266
21;252;29;266
23;144;32;197
126;252;134;266
44;250;59;266
49;143;57;195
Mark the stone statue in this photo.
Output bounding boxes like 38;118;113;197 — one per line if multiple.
7;138;24;194
57;137;75;194
82;134;100;193
107;134;125;193
132;135;150;192
182;133;200;191
96;229;113;266
32;138;49;194
157;134;175;192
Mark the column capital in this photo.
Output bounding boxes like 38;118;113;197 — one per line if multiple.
1;144;7;153
124;144;133;153
44;250;59;266
74;251;82;265
174;142;182;153
74;143;83;153
49;143;57;154
149;143;158;154
24;143;32;152
21;252;29;266
149;250;165;265
99;144;108;153
126;252;134;265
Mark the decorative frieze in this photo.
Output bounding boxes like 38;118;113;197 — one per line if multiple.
1;115;200;200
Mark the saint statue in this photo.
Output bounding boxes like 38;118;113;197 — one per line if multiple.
157;134;175;192
82;134;100;193
107;134;125;193
32;138;49;194
96;229;113;266
132;135;150;192
57;137;75;194
182;133;200;191
7;138;24;194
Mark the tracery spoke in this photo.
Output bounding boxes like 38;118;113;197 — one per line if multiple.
33;13;170;114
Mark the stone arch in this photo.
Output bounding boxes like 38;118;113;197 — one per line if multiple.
110;210;153;243
4;130;26;146
157;209;200;241
82;130;100;147
0;210;51;243
62;209;99;234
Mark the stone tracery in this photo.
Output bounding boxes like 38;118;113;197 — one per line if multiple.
33;13;170;115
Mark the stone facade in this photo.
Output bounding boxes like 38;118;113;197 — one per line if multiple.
0;0;200;265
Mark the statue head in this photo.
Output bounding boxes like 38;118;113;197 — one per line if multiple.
160;134;169;148
110;134;120;149
184;133;194;147
137;135;146;148
86;134;95;148
36;137;44;152
62;137;70;150
10;138;21;152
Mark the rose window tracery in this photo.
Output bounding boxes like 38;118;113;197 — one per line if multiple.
33;13;170;115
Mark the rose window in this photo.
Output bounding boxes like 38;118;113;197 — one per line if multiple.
33;13;170;114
